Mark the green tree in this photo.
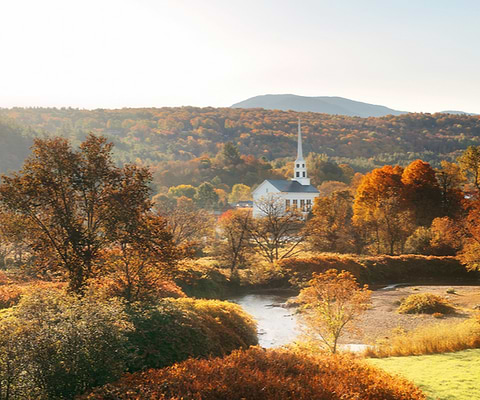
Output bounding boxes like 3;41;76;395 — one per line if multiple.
194;182;219;210
221;142;242;166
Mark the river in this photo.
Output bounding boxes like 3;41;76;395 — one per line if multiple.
229;291;300;348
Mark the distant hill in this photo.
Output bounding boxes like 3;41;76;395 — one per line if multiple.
440;110;478;116
231;94;406;117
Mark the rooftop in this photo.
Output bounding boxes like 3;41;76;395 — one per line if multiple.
266;179;319;193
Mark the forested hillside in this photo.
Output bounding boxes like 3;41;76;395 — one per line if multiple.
0;119;33;173
1;107;480;175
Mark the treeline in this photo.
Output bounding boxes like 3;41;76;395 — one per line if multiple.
2;106;480;174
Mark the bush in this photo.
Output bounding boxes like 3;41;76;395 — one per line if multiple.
397;293;455;314
82;347;426;400
174;261;230;299
0;281;66;309
125;298;257;371
0;289;131;400
366;318;480;357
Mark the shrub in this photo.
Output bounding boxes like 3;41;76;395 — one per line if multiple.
0;281;66;309
366;318;480;357
0;289;131;400
397;293;455;314
88;276;186;302
125;298;257;371
82;347;426;400
174;261;230;299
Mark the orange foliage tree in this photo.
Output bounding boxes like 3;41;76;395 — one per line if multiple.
353;165;413;254
0;135;161;293
298;269;371;353
401;160;443;226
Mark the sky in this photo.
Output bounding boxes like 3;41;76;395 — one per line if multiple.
1;0;479;113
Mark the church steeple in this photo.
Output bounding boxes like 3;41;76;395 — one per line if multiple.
292;118;310;185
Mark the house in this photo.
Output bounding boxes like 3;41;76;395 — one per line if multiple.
252;120;319;217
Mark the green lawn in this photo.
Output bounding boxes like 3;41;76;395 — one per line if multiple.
368;349;480;400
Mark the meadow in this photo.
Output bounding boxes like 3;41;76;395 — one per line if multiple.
368;349;480;400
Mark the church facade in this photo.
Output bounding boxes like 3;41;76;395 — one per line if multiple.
252;120;319;217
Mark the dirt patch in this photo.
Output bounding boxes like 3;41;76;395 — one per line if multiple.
340;285;480;345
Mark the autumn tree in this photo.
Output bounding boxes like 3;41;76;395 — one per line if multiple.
401;160;442;226
307;191;357;253
458;200;480;270
429;217;463;256
249;196;305;263
217;209;252;274
0;210;32;269
101;213;178;303
154;195;214;251
0;135;161;293
435;161;466;217
458;145;480;191
298;269;371;353
353;165;413;255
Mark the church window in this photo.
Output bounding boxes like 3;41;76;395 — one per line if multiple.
300;199;305;210
302;164;305;168
306;199;312;210
292;199;297;208
285;199;290;209
302;172;306;177
296;164;300;168
296;172;300;177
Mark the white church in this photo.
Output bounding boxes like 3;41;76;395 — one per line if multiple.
252;120;319;217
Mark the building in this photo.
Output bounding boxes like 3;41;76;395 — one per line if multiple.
252;120;319;217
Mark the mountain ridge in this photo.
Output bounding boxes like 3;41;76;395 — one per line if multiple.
231;94;407;118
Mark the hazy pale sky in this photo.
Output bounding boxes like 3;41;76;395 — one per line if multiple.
1;0;479;112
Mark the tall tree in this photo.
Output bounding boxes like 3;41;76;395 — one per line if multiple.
194;182;219;210
307;191;357;253
249;196;304;263
353;165;413;255
435;161;465;218
401;160;442;226
458;145;480;191
154;195;214;251
0;135;159;292
217;209;252;274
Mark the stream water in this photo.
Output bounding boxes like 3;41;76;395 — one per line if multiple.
229;291;300;348
229;290;371;352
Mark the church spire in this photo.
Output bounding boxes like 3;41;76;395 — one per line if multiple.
296;118;304;161
292;118;310;185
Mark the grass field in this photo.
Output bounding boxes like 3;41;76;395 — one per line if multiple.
368;349;480;400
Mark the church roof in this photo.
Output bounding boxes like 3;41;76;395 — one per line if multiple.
265;179;319;193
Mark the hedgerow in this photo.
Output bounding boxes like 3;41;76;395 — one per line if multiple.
279;254;477;287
